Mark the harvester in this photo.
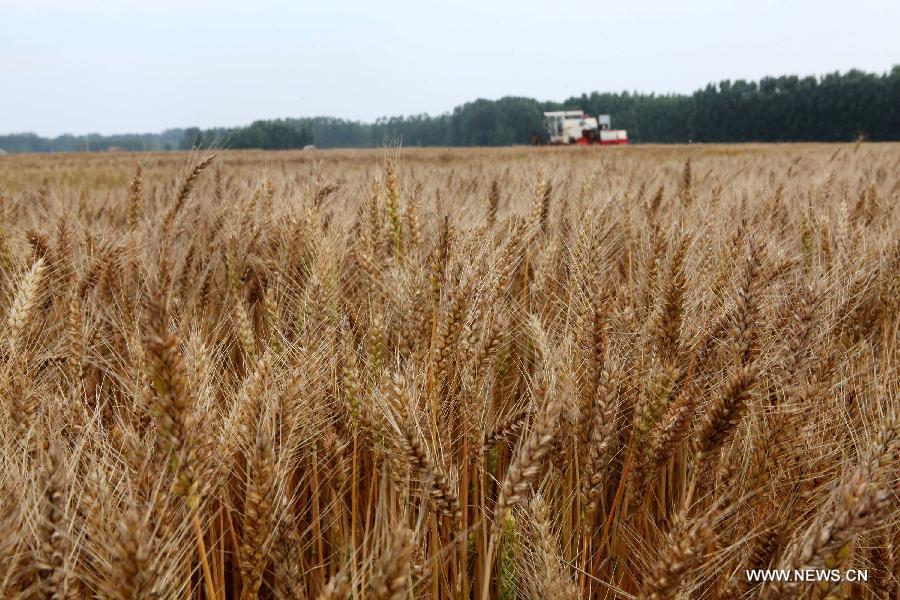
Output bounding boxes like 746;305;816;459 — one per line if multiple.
540;110;628;145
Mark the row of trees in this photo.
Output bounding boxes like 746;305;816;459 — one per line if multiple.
3;67;898;153
0;129;188;153
187;118;313;150
582;68;900;142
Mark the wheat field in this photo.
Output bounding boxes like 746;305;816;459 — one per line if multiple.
0;144;897;599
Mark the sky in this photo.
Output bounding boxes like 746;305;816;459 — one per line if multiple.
2;0;898;137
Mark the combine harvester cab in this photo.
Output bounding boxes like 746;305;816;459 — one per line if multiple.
542;111;628;145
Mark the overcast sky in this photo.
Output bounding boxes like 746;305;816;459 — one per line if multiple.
2;0;898;137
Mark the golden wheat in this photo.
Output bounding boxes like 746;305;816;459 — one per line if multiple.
0;143;896;599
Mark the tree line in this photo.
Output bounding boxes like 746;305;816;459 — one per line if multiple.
2;67;898;153
0;129;188;153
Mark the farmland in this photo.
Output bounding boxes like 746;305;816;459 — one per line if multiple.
0;143;897;599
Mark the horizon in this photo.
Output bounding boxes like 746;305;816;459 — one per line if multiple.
5;65;898;140
3;0;898;138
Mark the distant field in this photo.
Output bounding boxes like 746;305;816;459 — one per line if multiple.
0;143;897;599
2;142;888;194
